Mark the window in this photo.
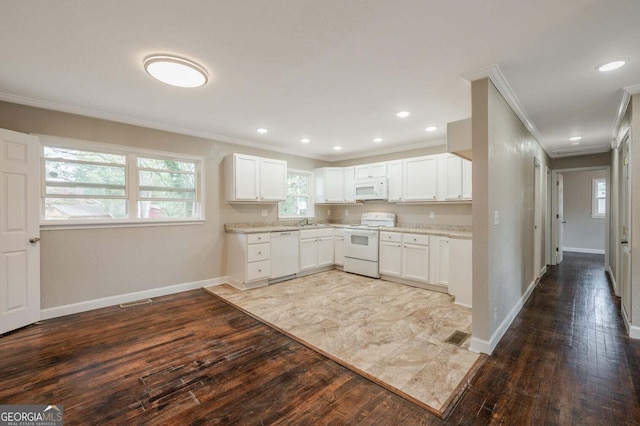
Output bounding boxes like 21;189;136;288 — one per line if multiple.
42;137;204;226
592;178;606;218
278;170;314;219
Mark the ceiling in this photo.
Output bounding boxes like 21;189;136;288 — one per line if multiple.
1;1;639;161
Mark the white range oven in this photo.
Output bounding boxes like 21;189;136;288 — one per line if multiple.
343;212;396;278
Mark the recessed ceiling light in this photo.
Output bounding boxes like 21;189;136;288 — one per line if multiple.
256;128;268;134
425;126;437;132
396;111;410;118
333;146;342;151
143;55;208;88
569;136;582;141
300;138;310;143
597;60;626;72
373;137;383;143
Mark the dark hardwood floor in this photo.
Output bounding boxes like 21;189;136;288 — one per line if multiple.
1;252;639;425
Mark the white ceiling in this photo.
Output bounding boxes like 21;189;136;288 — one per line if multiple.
1;1;639;160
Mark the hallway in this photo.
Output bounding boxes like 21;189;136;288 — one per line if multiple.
452;252;640;424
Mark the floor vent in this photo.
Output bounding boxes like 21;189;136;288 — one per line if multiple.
119;299;152;308
445;330;470;346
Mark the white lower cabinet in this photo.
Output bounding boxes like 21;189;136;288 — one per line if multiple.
429;236;450;286
226;232;271;289
334;228;345;266
299;228;335;273
379;232;430;284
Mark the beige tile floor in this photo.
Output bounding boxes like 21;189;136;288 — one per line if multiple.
206;270;481;414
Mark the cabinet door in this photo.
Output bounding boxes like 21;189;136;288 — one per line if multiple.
334;236;344;266
430;237;450;286
403;156;437;201
317;237;335;267
387;160;403;202
462;160;472;199
343;167;355;203
299;238;319;271
259;158;287;201
445;154;463;200
403;243;430;282
234;154;260;200
370;162;388;178
380;241;402;277
319;168;342;203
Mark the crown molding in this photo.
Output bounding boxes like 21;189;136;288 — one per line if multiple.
0;92;328;161
624;84;640;95
461;64;546;151
329;138;446;162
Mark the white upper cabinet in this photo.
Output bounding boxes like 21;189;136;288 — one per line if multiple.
315;167;356;204
225;153;286;202
354;161;387;180
403;156;438;201
387;160;403;202
440;153;472;201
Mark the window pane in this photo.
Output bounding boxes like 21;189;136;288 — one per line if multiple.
44;147;125;164
138;170;195;189
598;199;606;215
45;160;126;186
137;157;195;172
139;189;196;200
279;196;308;217
287;174;308;195
46;186;126;197
138;201;196;219
44;198;127;220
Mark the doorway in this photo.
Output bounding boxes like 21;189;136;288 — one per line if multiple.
549;166;610;270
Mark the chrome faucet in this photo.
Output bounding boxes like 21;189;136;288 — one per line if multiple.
297;218;308;226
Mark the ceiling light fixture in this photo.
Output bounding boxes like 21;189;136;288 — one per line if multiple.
373;137;383;143
256;128;268;134
143;55;208;88
425;126;437;132
569;136;582;141
300;138;310;143
597;60;626;72
571;141;580;146
396;111;410;118
333;146;342;151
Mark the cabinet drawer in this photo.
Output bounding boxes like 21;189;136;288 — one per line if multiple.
380;231;402;243
247;243;270;262
403;233;430;246
247;260;270;281
248;233;270;244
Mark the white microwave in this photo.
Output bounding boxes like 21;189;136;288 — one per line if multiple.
353;178;388;200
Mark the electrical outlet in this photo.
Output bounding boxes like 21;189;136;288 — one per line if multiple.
261;210;268;217
327;209;331;216
493;210;499;225
429;211;435;219
345;210;349;216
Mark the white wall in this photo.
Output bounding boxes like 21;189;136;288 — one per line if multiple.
562;170;606;253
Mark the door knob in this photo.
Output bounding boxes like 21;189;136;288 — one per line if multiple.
29;237;40;243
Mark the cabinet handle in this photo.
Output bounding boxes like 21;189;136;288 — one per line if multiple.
258;252;262;255
413;238;417;241
255;197;258;200
258;269;262;272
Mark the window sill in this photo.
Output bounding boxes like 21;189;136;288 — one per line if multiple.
40;218;206;231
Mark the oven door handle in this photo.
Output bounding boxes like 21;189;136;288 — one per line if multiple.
345;230;378;237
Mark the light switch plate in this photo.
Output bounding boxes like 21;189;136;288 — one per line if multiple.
429;211;435;219
493;210;499;225
261;210;268;217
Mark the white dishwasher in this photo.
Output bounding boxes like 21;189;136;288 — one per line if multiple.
269;231;299;283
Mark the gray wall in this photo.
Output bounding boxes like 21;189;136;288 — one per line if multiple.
562;170;606;253
0;101;329;309
471;78;550;353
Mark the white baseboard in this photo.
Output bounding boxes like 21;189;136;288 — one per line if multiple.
469;278;538;355
563;247;605;254
630;324;640;340
540;265;547;277
606;265;620;296
41;276;227;320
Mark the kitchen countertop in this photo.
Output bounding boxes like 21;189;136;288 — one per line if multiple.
224;223;471;240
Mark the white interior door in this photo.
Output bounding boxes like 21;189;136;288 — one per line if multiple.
556;173;565;264
620;135;632;320
0;129;40;334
